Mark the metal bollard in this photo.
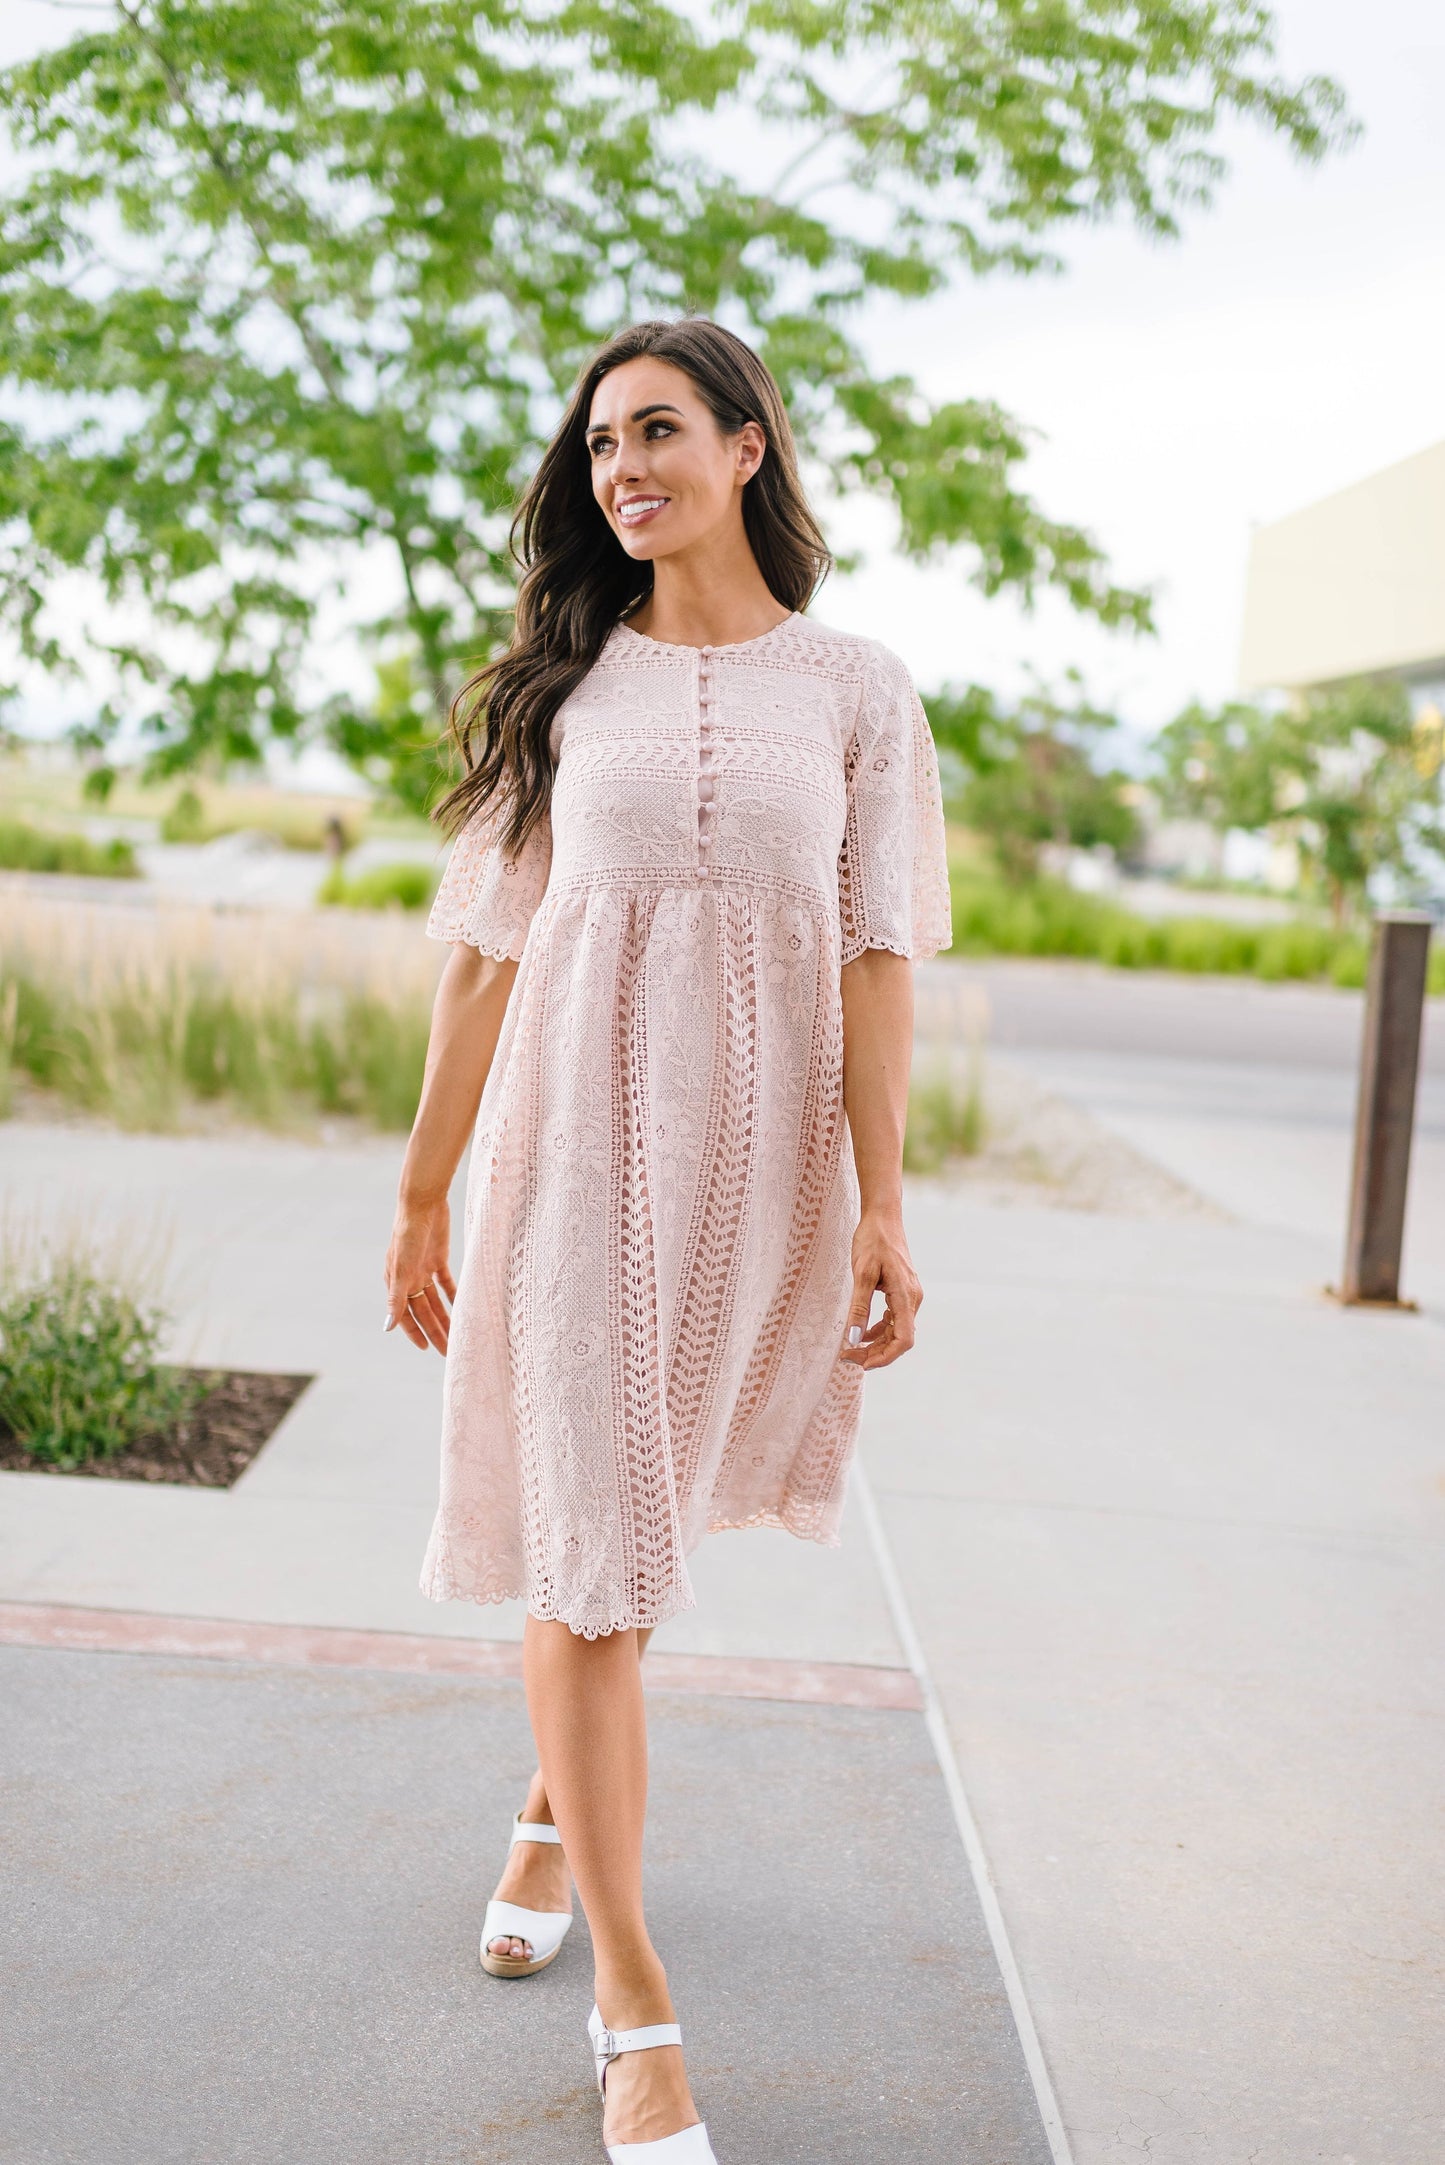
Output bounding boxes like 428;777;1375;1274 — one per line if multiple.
1335;911;1433;1308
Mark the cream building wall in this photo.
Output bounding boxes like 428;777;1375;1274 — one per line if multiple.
1239;439;1445;694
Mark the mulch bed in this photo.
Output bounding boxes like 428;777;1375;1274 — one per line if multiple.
0;1369;314;1488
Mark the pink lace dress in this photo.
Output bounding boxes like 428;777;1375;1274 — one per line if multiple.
420;611;952;1637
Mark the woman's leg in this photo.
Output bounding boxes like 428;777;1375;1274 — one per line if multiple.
524;1617;699;2146
486;1626;653;1959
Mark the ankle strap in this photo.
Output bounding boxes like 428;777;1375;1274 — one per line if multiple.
510;1813;562;1848
594;2022;682;2060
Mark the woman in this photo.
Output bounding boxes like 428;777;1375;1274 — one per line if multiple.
383;317;951;2161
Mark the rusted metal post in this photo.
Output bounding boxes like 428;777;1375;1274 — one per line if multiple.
1337;911;1433;1308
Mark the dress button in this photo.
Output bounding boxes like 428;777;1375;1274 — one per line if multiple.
697;776;714;802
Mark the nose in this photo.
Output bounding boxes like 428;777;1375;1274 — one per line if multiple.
607;437;646;489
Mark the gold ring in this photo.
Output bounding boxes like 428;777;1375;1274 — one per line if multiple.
409;1286;431;1299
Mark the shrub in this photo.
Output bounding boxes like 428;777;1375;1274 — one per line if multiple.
0;819;137;878
904;1053;985;1173
160;786;208;842
0;1240;201;1469
948;869;1444;991
319;860;437;911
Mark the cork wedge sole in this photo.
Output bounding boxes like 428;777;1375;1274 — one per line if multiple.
479;1812;573;1980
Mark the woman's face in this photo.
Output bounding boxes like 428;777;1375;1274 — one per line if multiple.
586;356;766;562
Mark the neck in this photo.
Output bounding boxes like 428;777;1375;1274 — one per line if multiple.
629;516;791;649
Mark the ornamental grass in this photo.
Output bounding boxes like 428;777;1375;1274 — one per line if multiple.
0;885;441;1131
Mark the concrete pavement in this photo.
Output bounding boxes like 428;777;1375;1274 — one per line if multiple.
903;961;1445;2161
881;1186;1445;2164
0;1115;1054;2162
4;953;1444;2162
4;1645;1049;2165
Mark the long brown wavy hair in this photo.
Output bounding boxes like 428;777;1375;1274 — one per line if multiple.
437;318;832;852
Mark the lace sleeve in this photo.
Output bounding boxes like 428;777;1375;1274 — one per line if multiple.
837;643;952;966
426;800;553;959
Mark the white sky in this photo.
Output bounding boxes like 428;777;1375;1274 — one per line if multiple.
2;0;1442;755
816;0;1445;732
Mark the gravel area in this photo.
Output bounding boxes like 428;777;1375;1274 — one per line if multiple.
951;1054;1230;1219
911;966;1226;1218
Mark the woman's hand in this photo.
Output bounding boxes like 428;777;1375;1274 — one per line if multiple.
840;1207;922;1370
381;944;519;1358
384;1195;456;1354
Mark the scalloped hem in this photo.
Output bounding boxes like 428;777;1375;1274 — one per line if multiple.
418;1567;700;1642
840;931;953;968
420;1504;842;1637
423;926;529;961
701;1505;843;1549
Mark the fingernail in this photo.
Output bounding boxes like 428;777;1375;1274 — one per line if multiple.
846;1324;862;1346
383;1316;395;1332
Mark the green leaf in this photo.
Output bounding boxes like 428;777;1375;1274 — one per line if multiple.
0;0;1348;788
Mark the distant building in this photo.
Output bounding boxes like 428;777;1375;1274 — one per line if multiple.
1239;439;1445;709
1237;441;1445;904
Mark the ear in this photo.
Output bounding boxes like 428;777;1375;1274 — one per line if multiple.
735;420;767;486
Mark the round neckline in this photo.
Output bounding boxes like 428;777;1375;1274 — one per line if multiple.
612;611;798;657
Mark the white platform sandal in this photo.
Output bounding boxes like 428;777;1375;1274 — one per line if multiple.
479;1813;573;1978
587;2004;718;2162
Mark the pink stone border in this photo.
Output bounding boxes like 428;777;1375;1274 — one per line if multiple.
0;1600;922;1712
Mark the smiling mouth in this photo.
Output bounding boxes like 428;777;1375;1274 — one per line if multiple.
616;497;669;527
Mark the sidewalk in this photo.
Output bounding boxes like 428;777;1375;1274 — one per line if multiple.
4;1644;1047;2165
0;1119;1053;2165
886;1184;1445;2164
4;985;1444;2161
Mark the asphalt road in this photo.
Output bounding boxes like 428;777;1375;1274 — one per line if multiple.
920;955;1445;1298
923;954;1445;1077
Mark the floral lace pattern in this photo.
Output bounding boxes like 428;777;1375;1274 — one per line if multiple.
420;612;952;1636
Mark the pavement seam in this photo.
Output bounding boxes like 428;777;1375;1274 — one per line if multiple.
0;1599;924;1711
855;1463;1077;2165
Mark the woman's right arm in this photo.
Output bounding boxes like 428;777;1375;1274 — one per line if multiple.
383;943;519;1354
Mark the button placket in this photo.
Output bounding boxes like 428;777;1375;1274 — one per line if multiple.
696;647;716;874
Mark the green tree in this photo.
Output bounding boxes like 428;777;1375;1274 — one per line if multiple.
1152;681;1445;920
928;674;1138;883
0;1;1347;804
1153;697;1282;834
1291;679;1445;922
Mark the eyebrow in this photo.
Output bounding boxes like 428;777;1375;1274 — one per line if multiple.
585;402;685;438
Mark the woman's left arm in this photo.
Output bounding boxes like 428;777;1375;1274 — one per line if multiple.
839;948;922;1370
